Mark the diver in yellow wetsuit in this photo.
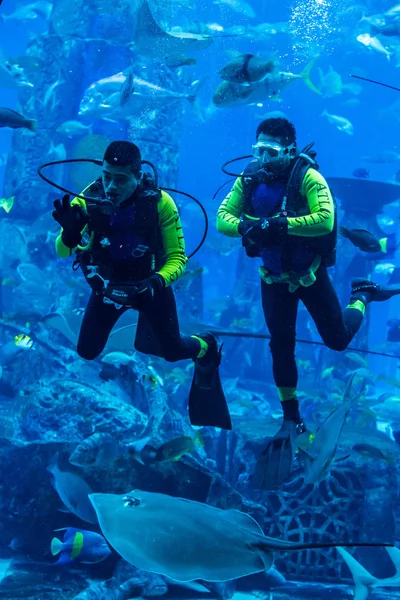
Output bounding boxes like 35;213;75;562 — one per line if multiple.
217;117;400;487
52;141;231;429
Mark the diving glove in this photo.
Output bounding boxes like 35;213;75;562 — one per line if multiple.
239;216;288;247
52;194;89;248
134;274;165;304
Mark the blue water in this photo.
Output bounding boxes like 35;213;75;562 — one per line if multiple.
1;0;400;598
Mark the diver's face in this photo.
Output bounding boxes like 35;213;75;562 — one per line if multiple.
253;133;294;173
102;161;140;205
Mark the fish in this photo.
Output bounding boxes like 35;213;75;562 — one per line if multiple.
385;4;400;17
69;433;124;468
337;545;400;599
0;108;37;132
17;262;46;284
150;431;204;463
120;65;134;107
51;527;111;565
0;196;14;213
43;78;65;109
219;54;278;84
351;443;386;460
213;57;320;107
79;73;203;121
362;150;400;163
47;141;67;162
298;373;365;485
89;489;374;582
317;65;342;97
57;121;92;137
343;352;369;368
0;333;33;368
352;168;370;179
356;33;393;60
371;22;400;37
339;227;381;252
0;62;33;89
101;351;135;367
373;262;396;276
321;110;353;134
47;453;98;524
214;0;255;18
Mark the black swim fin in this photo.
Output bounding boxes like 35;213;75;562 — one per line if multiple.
188;336;232;430
252;419;305;490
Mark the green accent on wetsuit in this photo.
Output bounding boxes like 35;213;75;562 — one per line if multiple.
277;387;297;402
191;335;209;359
346;299;366;315
55;187;187;287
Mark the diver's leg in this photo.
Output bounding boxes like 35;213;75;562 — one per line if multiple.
137;286;200;361
77;292;128;360
261;280;301;421
253;281;304;489
300;265;365;351
139;286;231;429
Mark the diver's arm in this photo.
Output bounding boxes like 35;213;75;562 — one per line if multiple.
157;191;187;286
55;197;88;257
216;177;245;238
286;169;334;237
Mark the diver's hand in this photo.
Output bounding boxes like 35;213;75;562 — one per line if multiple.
52;194;89;248
239;217;287;247
134;274;165;302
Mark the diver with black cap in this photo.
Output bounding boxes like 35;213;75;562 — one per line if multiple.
52;140;231;430
216;117;400;489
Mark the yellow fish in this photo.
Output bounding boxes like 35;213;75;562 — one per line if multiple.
14;334;33;349
0;197;14;213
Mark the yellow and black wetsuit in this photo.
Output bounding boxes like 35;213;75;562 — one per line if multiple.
56;186;204;362
217;167;366;409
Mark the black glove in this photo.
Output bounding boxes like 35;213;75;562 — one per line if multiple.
238;217;288;247
52;194;89;248
134;274;165;303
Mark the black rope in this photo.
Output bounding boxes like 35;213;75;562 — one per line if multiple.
207;328;400;359
350;74;400;93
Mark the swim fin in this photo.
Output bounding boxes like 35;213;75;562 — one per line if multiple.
188;336;232;430
252;419;305;490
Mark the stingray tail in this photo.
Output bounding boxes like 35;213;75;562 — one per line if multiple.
254;539;393;552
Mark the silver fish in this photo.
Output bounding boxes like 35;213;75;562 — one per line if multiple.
47;453;97;524
89;489;369;582
213;58;320;107
299;373;365;485
69;433;123;468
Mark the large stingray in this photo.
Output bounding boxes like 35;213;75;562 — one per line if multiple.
89;490;390;582
131;0;212;63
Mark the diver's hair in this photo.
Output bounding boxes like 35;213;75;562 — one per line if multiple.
103;141;141;175
256;118;296;145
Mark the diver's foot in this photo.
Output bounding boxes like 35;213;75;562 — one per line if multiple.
351;278;400;304
194;332;220;367
281;417;307;436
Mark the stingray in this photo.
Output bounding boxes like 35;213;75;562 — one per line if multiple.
89;490;390;582
131;0;212;64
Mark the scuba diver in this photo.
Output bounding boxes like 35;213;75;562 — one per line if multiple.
216;117;400;489
52;140;231;430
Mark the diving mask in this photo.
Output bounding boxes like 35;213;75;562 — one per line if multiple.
252;141;296;172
